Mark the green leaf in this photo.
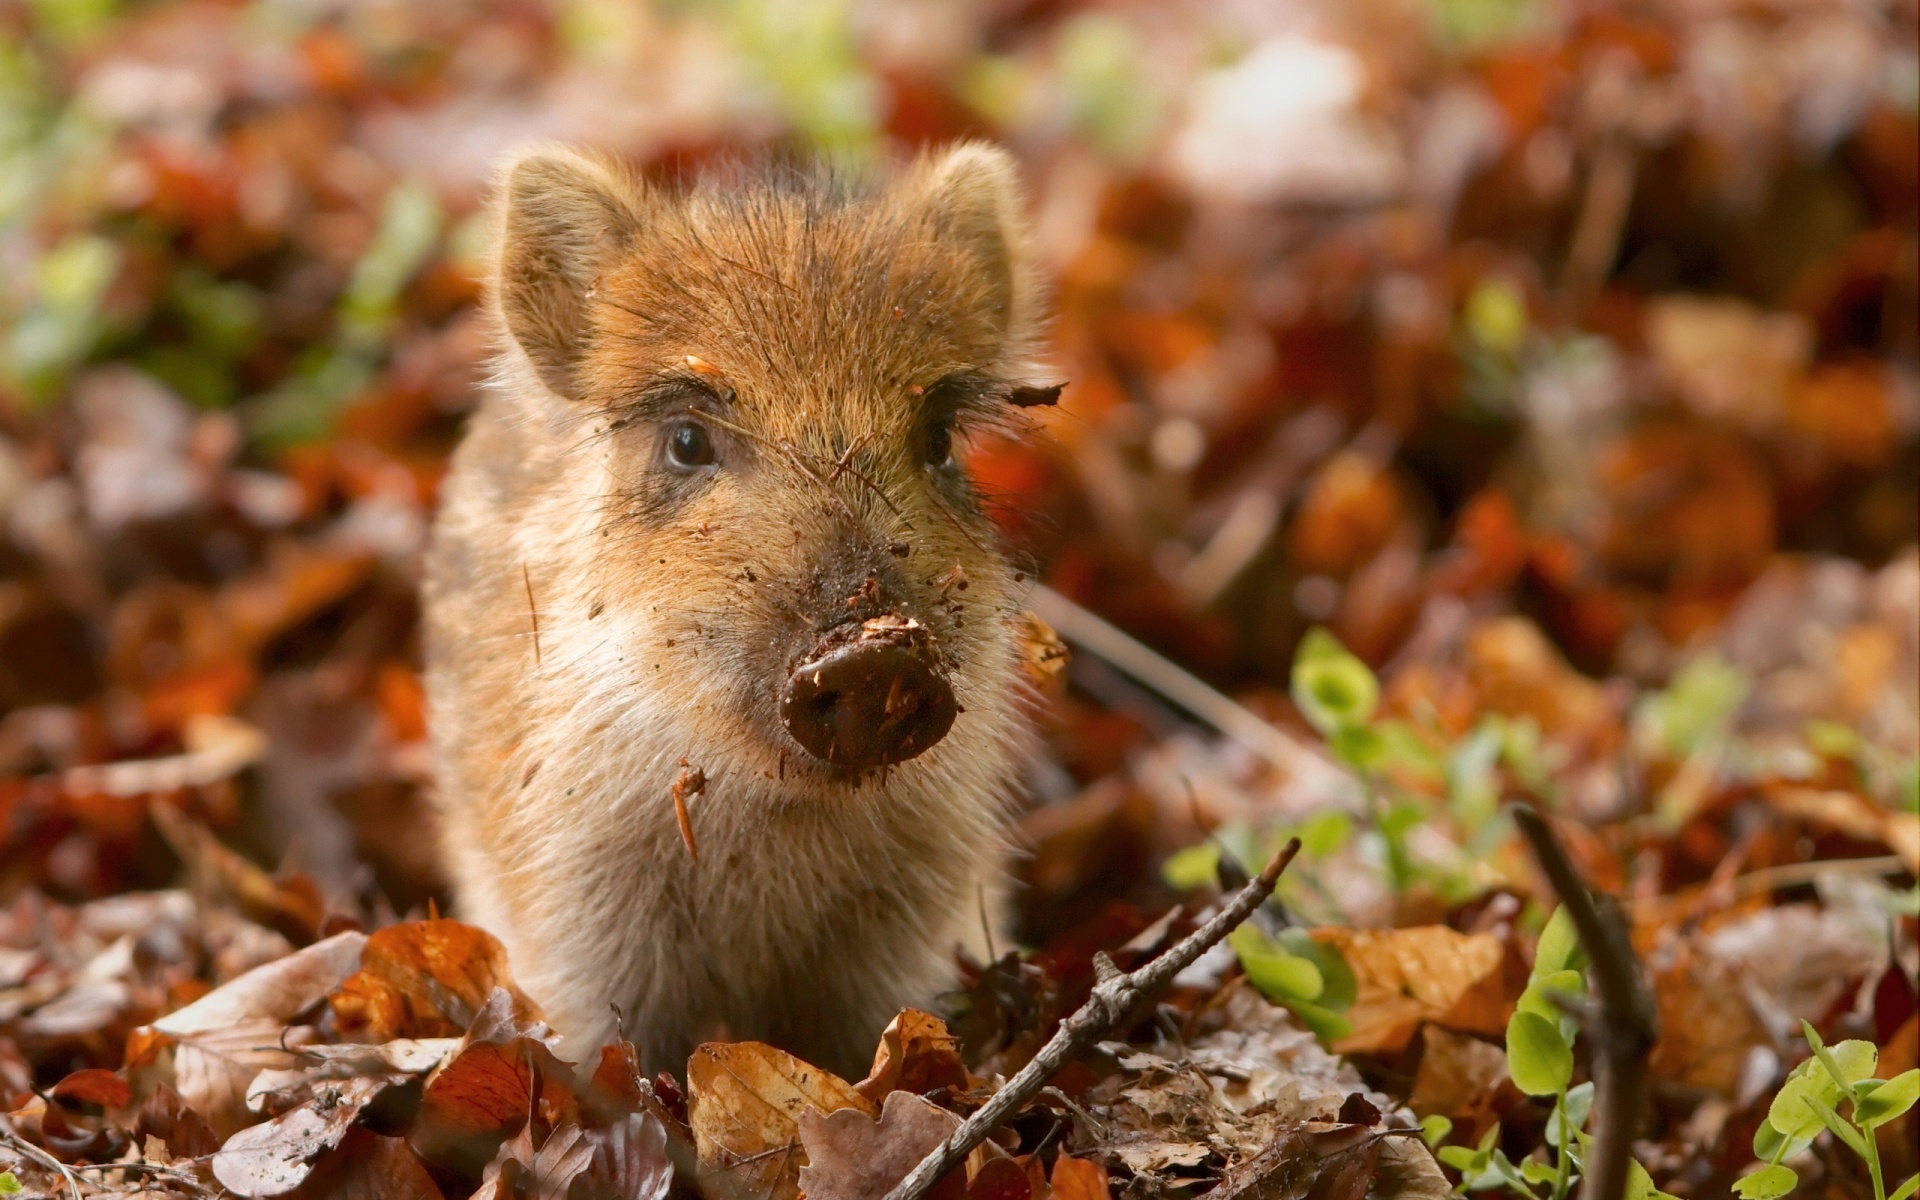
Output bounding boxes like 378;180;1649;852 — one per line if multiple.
1802;1092;1868;1157
1161;842;1221;891
1486;1150;1543;1197
1533;905;1584;979
1420;1114;1453;1147
1278;928;1356;1012
1375;718;1446;783
1328;723;1387;771
1888;1174;1918;1200
1546;1080;1596;1145
1803;719;1861;758
0;1171;18;1195
1506;1010;1573;1096
1464;278;1528;356
1295;809;1354;857
1519;1159;1558;1185
1625;1159;1679;1200
340;177;443;341
1230;924;1323;1001
1768;1072;1833;1140
1857;1069;1920;1127
1732;1165;1796;1200
1633;653;1749;759
1291;628;1379;735
1518;970;1585;1020
1752;1116;1813;1164
1280;996;1353;1044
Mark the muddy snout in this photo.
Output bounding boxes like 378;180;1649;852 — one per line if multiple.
780;615;957;771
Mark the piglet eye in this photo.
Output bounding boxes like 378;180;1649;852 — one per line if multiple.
924;419;954;468
665;420;716;470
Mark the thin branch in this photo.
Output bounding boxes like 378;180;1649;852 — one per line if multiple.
1628;854;1907;920
0;1117;86;1200
1512;805;1658;1200
881;838;1303;1200
1028;586;1356;802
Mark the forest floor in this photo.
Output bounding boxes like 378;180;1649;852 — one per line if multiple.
0;0;1915;1197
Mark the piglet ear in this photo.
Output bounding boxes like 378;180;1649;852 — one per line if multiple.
905;142;1038;344
492;146;648;398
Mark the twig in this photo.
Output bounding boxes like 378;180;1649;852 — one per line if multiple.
0;1116;86;1200
1628;854;1907;920
881;838;1303;1200
1028;586;1356;802
67;1157;221;1198
1512;806;1658;1200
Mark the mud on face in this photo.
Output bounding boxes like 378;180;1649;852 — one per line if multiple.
493;146;1046;779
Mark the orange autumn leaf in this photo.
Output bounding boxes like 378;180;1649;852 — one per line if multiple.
1312;926;1514;1055
687;1041;874;1200
330;919;536;1042
1050;1154;1113;1200
854;1009;972;1104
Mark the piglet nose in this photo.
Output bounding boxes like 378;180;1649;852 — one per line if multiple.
781;615;956;771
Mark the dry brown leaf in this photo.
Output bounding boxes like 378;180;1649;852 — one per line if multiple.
247;1037;456;1116
472;1121;595;1200
287;1128;446;1200
331;919;532;1041
797;1090;964;1200
1311;926;1511;1054
1016;611;1070;691
1212;1121;1380;1200
1647;943;1773;1094
212;1073;394;1196
687;1040;875;1200
412;989;578;1176
569;1112;675;1200
134;930;367;1137
1407;1026;1508;1121
1463;618;1612;746
854;1009;972;1104
148;799;327;941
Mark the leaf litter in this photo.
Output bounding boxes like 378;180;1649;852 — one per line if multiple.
0;0;1915;1197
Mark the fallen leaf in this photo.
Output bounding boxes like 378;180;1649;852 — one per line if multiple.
569;1111;675;1200
854;1010;972;1103
412;989;578;1177
288;1127;446;1200
472;1121;595;1200
1310;927;1511;1054
135;930;366;1136
331;919;534;1041
213;1073;394;1196
1016;611;1071;692
1049;1154;1111;1200
1212;1121;1380;1200
1647;942;1771;1095
1407;1026;1508;1121
797;1090;964;1200
687;1040;874;1200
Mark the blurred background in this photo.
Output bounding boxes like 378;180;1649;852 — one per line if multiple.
0;0;1914;947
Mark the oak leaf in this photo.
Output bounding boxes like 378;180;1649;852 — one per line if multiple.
686;1040;874;1200
1309;927;1511;1055
796;1090;964;1200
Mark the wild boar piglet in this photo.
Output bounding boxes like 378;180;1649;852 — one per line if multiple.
424;143;1049;1077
